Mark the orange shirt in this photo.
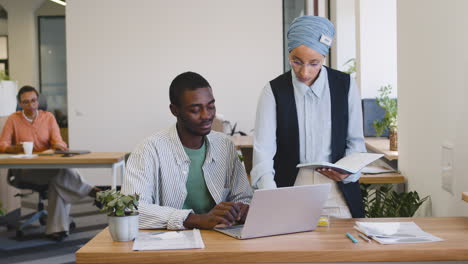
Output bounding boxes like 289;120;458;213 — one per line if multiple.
0;110;67;153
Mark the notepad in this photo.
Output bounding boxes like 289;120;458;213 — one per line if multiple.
354;222;443;244
54;150;91;155
297;152;384;174
132;229;205;251
10;154;38;159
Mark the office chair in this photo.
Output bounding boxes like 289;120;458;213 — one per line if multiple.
362;98;397;137
7;170;49;237
6;95;75;238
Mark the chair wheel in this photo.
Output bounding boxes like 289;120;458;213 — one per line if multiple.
16;230;24;238
69;222;76;232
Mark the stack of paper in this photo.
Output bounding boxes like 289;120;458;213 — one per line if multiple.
132;229;205;251
354;221;443;244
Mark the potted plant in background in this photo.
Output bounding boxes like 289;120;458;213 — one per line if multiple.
361;184;429;217
373;85;398;151
96;190;139;242
343;58;356;77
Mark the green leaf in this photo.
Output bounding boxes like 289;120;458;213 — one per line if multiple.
373;85;397;136
94;190;140;216
361;183;429;217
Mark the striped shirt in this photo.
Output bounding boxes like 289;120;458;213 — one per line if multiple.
122;124;253;230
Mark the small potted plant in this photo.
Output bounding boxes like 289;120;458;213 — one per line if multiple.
96;189;140;242
373;85;398;151
361;184;429;217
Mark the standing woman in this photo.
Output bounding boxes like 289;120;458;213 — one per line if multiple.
251;16;366;218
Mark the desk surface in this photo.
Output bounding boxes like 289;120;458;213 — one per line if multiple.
463;192;468;202
230;135;253;149
230;136;404;185
0;152;126;165
76;217;468;264
360;172;405;184
365;137;398;160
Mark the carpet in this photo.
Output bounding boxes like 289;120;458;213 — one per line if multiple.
0;195;107;264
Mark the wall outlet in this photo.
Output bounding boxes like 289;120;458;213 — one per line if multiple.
441;142;454;194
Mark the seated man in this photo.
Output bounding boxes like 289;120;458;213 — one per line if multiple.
0;85;100;241
122;72;253;230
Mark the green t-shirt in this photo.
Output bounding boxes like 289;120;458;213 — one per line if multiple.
182;142;216;214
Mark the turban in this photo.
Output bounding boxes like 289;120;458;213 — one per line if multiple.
287;16;335;56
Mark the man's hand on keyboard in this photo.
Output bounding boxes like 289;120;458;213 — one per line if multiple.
183;202;244;229
237;203;249;223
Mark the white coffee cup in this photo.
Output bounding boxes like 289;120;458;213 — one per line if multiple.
22;141;34;156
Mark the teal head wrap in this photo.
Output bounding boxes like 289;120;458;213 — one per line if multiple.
287;16;335;56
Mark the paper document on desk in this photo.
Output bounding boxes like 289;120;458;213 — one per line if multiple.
297;153;384;174
10;154;38;159
355;221;443;244
361;166;396;174
132;229;205;251
0;154;12;159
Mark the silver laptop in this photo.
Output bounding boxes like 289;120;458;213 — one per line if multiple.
214;184;331;239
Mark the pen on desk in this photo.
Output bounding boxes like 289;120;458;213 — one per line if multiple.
358;233;371;243
346;232;358;243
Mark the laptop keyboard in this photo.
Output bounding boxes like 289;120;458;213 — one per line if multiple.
216;225;244;236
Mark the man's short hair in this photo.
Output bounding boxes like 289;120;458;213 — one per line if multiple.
169;72;211;105
17;85;39;102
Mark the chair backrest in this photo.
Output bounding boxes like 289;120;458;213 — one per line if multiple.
16;94;48;111
362;98;393;137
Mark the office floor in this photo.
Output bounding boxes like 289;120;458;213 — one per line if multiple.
0;194;107;264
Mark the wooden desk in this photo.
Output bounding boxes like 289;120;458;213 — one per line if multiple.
0;152;126;189
365;137;398;161
230;136;404;185
360;172;405;184
230;136;253;175
76;217;468;264
463;192;468;203
230;135;253;150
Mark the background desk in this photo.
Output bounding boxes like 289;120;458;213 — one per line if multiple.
365;137;398;170
0;152;126;189
230;136;405;185
76;217;468;264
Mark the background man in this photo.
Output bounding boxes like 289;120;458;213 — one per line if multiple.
251;16;366;218
122;71;253;229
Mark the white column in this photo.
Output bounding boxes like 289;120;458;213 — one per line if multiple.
355;0;397;99
0;0;45;88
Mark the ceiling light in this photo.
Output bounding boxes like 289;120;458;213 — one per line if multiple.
49;0;66;6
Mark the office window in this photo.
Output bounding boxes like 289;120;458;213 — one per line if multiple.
38;16;67;128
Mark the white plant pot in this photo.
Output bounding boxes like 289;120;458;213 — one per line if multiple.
108;214;139;242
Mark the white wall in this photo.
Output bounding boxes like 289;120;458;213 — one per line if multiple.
398;0;468;216
0;0;44;88
36;0;64;16
330;0;356;73
0;19;7;35
356;0;397;99
66;0;283;153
